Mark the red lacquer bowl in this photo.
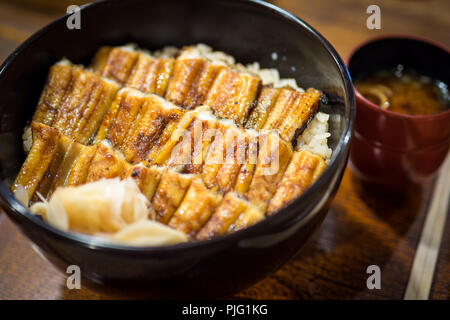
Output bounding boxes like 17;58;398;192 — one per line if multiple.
347;35;450;190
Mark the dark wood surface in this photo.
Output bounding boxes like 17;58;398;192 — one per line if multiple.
0;0;449;300
430;211;450;300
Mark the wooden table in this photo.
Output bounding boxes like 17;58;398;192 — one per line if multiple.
0;0;449;300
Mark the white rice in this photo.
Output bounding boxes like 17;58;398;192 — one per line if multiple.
296;112;332;161
22;126;32;153
152;46;179;59
178;43;235;66
241;61;303;91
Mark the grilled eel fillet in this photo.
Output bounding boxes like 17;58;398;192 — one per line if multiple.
14;124;201;226
157;106;256;188
94;87;186;163
196;149;325;240
155;127;295;235
151;106;261;195
168;178;223;238
91;45;321;140
196;192;264;240
33;60;120;145
13;123;161;203
13;123;241;237
165;52;225;110
92;45;262;124
267;150;326;214
152;169;195;224
245;87;321;141
91;45;175;96
159;107;220;173
13;123;61;200
13;124;325;240
202;68;261;124
15;48;327;240
245;131;293;212
201;123;257;193
12;122;98;201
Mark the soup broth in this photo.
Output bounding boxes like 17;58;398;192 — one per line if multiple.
356;65;449;115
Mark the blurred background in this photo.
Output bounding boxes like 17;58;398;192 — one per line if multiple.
0;0;449;63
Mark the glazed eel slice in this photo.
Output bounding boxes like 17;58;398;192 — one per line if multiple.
13;123;162;203
13;122;62;200
245;131;293;212
152;169;195;224
159;107;220;173
91;45;222;109
33;60;120;145
91;45;175;96
13;122;98;201
91;45;138;85
93;87;186;164
232;130;293;199
13;127;325;240
151;105;256;194
159;106;255;178
196;146;325;240
91;45;320;141
245;87;321;142
267;150;326;214
165;47;225;110
196;192;264;240
80;141;162;202
203;67;261;124
150;105;213;166
168;178;223;238
244;87;285;129
85;141;130;182
201;123;257;194
170;45;261;123
193;131;294;240
91;45;262;124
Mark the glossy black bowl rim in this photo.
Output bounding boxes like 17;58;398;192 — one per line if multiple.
0;0;355;253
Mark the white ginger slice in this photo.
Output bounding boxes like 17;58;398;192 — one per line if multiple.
110;219;188;246
29;178;149;234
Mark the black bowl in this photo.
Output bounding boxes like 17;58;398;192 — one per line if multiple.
0;0;354;298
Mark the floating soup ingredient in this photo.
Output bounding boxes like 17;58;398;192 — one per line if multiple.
356;65;449;115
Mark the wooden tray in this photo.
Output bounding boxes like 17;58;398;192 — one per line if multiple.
0;0;448;300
